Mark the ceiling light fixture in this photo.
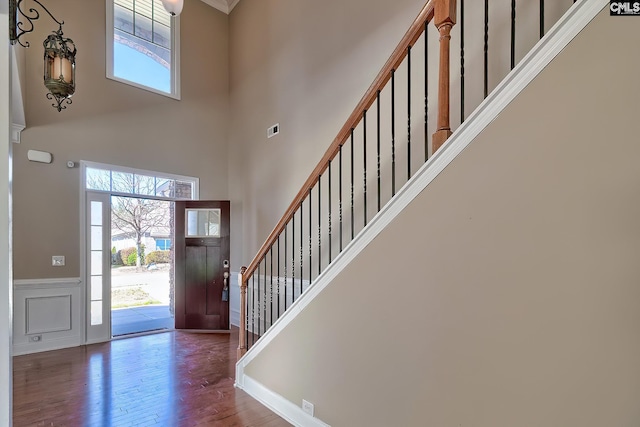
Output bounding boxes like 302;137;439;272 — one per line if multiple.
9;0;76;112
160;0;184;16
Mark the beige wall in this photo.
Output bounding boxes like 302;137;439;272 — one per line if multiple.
227;0;429;266
13;0;229;279
244;9;640;426
226;0;576;269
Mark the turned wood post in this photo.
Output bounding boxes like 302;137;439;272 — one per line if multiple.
237;266;248;359
432;0;457;153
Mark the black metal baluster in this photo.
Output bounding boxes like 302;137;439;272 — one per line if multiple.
460;0;465;123
328;161;332;264
284;224;288;311
339;146;343;253
270;247;273;327
392;70;396;196
251;274;255;346
245;275;249;350
484;0;489;99
376;90;381;213
290;215;294;308
317;176;321;276
424;23;429;163
299;202;303;299
511;0;516;70
260;255;267;336
363;110;368;226
540;0;544;39
350;129;355;240
308;188;312;288
407;45;412;180
257;263;261;338
276;237;278;320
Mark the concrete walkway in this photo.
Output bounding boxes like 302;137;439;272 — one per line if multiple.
112;305;174;336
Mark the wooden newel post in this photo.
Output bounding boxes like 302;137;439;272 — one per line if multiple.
432;0;457;153
237;266;248;360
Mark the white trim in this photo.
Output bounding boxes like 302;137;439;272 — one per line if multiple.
12;336;82;357
11;123;23;144
236;376;330;427
14;277;81;289
10;46;25;136
105;0;181;100
236;0;607;405
200;0;239;14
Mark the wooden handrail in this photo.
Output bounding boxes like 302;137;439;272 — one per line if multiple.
243;0;438;281
238;0;456;360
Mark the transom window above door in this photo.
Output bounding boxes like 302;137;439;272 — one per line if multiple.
106;0;181;98
84;162;198;201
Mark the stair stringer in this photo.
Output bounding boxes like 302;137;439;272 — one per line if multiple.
235;1;608;426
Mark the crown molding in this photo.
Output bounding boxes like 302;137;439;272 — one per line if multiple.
200;0;240;15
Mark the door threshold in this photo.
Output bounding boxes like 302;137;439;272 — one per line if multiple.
112;327;175;340
178;329;231;334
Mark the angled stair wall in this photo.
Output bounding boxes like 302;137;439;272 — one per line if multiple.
236;2;640;426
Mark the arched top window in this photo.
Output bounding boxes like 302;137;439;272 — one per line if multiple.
106;0;180;99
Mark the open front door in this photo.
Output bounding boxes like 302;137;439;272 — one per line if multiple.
174;201;230;330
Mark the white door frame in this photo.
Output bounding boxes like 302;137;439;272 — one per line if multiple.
79;161;199;344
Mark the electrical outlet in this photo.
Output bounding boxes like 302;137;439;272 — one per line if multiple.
29;335;42;342
52;255;65;266
302;399;314;417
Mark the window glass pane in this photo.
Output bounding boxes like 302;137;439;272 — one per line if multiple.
86;168;111;191
156;179;174;198
152;0;171;26
134;13;153;42
91;301;103;326
91;226;102;250
115;0;134;10
91;251;103;275
175;181;193;200
153;22;170;48
112;171;134;193
84;164;196;200
134;174;155;196
91;201;102;226
111;0;174;95
114;4;133;33
91;276;103;301
186;209;220;237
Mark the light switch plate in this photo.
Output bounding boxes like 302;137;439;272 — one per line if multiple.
52;256;65;266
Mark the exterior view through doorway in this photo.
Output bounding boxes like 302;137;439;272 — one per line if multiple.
111;196;174;337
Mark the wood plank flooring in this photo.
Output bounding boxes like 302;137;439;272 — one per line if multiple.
13;329;291;426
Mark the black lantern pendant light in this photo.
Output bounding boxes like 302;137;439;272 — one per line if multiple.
9;0;77;112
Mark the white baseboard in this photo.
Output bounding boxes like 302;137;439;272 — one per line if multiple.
236;376;330;427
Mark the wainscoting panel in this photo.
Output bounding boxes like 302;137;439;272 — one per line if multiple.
13;278;83;355
25;295;72;334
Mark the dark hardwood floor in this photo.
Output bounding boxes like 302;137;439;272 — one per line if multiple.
13;329;291;426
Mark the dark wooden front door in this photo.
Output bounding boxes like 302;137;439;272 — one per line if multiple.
174;201;230;330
